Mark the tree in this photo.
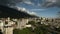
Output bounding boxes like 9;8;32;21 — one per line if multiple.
28;21;36;26
34;25;50;34
13;29;20;34
13;28;34;34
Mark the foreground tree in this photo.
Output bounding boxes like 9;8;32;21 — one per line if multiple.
13;28;35;34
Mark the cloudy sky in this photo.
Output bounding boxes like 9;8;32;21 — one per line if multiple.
16;0;60;18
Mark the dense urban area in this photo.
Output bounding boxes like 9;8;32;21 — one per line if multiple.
0;0;60;34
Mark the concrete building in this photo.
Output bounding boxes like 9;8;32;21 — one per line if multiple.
0;17;16;34
17;18;29;29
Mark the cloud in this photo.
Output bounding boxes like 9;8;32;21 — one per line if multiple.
15;6;28;12
37;3;41;7
41;0;60;7
23;1;33;5
27;11;37;15
21;0;34;5
30;9;46;11
46;0;56;2
0;0;23;6
14;6;37;15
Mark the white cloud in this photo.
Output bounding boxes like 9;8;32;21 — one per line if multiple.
27;11;37;15
31;9;46;11
21;0;34;5
30;12;37;15
14;6;37;15
24;1;33;5
15;6;27;11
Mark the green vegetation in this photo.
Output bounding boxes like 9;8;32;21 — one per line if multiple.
13;21;60;34
13;28;35;34
28;21;36;26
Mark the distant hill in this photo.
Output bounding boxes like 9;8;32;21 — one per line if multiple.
0;5;39;18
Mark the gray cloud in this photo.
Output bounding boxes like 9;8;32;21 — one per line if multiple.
0;0;22;6
1;0;60;8
21;0;34;5
0;0;39;7
41;0;60;7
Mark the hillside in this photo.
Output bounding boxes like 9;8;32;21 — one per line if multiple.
0;5;38;18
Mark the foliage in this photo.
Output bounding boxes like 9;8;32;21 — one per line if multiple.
13;21;60;34
34;25;50;34
13;28;35;34
13;29;20;34
28;21;36;26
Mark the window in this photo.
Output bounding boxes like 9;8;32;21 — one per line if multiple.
5;21;8;24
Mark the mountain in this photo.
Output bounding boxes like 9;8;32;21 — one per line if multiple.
0;5;38;18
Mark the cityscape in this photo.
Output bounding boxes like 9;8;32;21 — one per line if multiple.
0;0;60;34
